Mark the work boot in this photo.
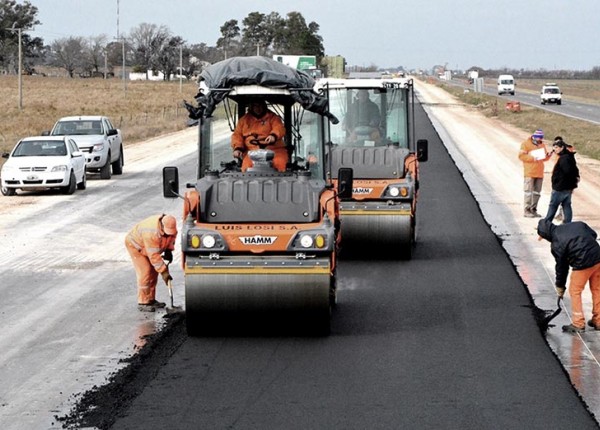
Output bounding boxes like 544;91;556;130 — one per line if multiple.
524;211;536;218
587;320;600;331
562;324;585;333
530;210;542;218
149;299;166;308
138;303;156;312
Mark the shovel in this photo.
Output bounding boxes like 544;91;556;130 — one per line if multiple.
540;296;563;330
165;279;184;315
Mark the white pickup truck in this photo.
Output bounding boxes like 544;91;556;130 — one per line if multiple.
46;115;124;179
540;83;562;105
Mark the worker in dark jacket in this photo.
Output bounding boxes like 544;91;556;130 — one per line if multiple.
544;138;579;223
537;219;600;333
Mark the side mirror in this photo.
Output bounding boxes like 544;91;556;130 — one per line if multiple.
2;152;10;159
163;166;179;198
41;130;50;136
417;139;429;162
72;151;83;158
107;129;118;136
337;167;353;200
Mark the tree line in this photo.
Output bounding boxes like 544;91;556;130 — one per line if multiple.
0;0;325;79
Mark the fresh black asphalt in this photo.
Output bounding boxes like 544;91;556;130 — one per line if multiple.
61;99;599;430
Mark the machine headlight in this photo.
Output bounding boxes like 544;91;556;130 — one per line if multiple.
389;186;400;197
300;234;314;248
190;234;201;248
51;165;67;172
92;143;104;152
314;234;326;249
201;234;216;249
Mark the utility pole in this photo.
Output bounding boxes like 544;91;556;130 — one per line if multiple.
179;43;183;93
256;43;260;56
117;0;126;93
5;26;23;110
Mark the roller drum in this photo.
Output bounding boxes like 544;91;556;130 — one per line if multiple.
341;213;413;256
185;271;331;335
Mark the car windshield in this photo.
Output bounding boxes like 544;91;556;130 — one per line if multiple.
52;120;103;136
327;86;409;149
13;140;67;157
545;88;559;94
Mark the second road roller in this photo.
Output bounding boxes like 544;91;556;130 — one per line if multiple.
315;77;428;259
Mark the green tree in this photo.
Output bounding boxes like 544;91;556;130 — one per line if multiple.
216;19;240;59
240;12;271;56
0;0;43;73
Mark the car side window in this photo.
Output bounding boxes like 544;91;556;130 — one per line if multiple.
105;118;114;131
68;139;78;154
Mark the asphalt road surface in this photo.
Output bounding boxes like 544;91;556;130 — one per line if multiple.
59;100;599;429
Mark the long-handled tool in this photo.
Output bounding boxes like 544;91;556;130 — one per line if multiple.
165;279;184;315
540;296;563;331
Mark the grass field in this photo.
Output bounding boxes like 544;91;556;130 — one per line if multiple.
436;79;600;161
0;75;199;158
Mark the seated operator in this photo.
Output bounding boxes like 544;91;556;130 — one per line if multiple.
344;89;381;143
231;100;288;172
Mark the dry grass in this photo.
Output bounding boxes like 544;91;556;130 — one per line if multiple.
437;80;600;161
0;75;199;157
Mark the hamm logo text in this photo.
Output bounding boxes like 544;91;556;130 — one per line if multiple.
240;236;277;245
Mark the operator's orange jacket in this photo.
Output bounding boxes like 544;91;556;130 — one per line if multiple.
518;137;551;178
125;214;176;274
231;110;287;171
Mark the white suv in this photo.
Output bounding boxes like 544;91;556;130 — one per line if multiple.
540;83;562;105
46;115;124;179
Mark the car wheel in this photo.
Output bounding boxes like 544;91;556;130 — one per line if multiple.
77;172;86;190
1;185;16;196
100;155;112;179
112;146;123;175
558;100;562;105
62;171;77;195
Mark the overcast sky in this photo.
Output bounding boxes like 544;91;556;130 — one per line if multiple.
29;0;599;71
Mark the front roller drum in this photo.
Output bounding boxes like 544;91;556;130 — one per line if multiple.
341;213;413;259
185;272;332;335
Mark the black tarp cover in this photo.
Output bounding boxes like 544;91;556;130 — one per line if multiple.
188;56;337;123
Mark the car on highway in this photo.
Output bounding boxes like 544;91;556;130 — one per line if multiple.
1;136;86;196
541;83;562;105
45;115;124;179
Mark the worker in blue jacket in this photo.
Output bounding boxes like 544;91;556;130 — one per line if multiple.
537;219;600;333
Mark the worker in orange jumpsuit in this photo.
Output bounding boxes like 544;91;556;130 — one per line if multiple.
518;129;552;217
231;100;288;172
125;214;177;312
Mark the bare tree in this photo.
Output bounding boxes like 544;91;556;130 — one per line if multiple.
50;36;86;77
81;35;108;77
129;22;170;78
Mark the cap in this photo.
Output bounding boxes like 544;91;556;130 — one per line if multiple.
532;129;544;140
553;140;565;148
161;215;177;235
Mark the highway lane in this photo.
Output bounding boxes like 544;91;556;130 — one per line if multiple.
72;99;598;429
447;78;600;124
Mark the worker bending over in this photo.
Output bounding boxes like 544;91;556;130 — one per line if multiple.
125;214;177;312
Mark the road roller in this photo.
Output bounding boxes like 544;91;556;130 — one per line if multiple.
315;77;428;260
162;57;351;335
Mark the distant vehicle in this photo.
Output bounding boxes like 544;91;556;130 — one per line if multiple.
541;83;562;105
468;70;479;84
45;115;124;179
497;74;515;95
1;136;86;196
